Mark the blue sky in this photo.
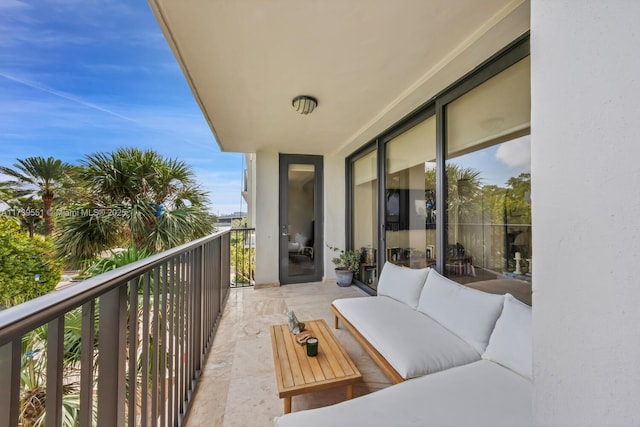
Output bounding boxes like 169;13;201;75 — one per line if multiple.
0;0;245;216
455;135;531;187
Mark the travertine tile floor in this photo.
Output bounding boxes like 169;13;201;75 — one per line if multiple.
184;282;392;427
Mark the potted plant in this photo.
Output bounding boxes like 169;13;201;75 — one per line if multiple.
327;245;360;287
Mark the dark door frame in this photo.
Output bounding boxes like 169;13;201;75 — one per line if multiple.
279;154;324;284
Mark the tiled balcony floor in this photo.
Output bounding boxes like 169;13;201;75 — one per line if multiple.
185;281;392;427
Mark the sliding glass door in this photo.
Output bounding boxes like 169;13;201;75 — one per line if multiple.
346;36;531;302
384;115;437;271
445;56;531;289
350;148;378;290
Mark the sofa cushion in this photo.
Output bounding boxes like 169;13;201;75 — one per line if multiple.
482;293;532;379
274;360;533;427
376;262;430;309
417;270;505;353
333;296;480;379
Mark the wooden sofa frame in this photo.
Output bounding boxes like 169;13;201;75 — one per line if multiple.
331;303;405;384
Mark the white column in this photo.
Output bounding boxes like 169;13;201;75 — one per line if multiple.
532;1;640;424
254;151;280;286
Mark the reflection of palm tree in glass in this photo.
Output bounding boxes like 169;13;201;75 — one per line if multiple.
448;165;482;250
426;164;482;243
425;165;531;272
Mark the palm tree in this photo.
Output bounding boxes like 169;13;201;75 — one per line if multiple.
0;181;15;204
0;157;73;236
57;148;214;263
9;197;43;238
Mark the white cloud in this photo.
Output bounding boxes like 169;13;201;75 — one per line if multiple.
495;134;531;171
0;0;30;11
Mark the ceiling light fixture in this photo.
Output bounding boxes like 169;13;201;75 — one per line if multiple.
292;95;318;115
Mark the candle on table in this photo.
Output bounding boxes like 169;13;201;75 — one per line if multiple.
306;337;318;357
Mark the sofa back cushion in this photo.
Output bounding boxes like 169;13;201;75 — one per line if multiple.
417;270;505;353
377;262;430;309
482;293;532;379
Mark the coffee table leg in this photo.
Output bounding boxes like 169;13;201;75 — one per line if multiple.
284;397;292;414
346;384;354;400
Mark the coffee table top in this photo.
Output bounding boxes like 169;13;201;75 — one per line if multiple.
270;319;362;398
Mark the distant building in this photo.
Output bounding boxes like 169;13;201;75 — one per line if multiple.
216;212;247;228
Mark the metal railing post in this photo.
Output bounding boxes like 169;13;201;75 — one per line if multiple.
46;316;65;427
97;286;127;427
127;279;138;427
80;301;96;427
194;246;203;374
0;340;21;427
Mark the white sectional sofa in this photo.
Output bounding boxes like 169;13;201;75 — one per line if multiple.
274;262;533;426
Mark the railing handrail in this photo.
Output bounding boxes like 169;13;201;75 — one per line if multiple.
0;229;231;346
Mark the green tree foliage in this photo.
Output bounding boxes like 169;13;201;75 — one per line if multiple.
0;181;20;203
504;173;531;225
424;163;484;222
56;148;215;264
0;156;73;236
6;197;44;238
80;246;152;279
230;229;255;284
20;308;98;426
424;165;531;226
0;217;62;308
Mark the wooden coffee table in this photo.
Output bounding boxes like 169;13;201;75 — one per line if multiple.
270;318;362;414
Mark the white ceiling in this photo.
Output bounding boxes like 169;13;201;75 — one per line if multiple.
148;0;530;156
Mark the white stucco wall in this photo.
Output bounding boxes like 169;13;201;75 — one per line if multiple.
323;154;346;281
532;1;640;425
244;153;256;228
254;151;280;286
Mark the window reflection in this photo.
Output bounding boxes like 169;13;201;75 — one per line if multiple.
287;164;316;277
385;116;437;272
347;54;532;305
352;149;378;289
445;56;531;305
446;136;531;284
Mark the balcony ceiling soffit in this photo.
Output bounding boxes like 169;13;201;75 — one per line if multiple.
148;0;528;156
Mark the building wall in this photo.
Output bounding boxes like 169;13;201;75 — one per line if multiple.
245;153;256;228
532;1;640;424
254;150;280;286
323;154;346;281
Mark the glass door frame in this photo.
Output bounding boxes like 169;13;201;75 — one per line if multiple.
278;154;324;285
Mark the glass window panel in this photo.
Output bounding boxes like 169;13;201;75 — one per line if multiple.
447;56;530;157
385;115;437;271
387;117;436;174
287;164;316;277
352;149;378;290
445;57;531;306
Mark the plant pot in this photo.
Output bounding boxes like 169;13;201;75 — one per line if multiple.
335;269;354;287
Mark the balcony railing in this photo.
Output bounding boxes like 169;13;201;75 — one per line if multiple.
0;230;232;427
230;227;255;288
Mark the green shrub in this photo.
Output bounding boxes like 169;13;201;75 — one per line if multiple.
0;217;62;308
80;246;152;279
230;230;255;284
